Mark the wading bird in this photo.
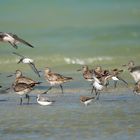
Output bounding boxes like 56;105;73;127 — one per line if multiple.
44;67;73;94
37;94;55;106
12;82;34;105
80;96;97;106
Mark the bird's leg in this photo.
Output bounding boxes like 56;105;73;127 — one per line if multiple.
60;85;63;94
105;80;109;88
114;81;117;88
25;94;30;104
20;97;23;105
119;77;128;86
46;86;52;93
96;92;100;100
91;86;95;94
95;89;98;96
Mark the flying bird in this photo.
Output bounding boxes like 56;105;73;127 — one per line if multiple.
0;32;34;49
13;52;40;77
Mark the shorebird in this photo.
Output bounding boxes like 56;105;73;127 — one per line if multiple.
13;52;40;77
77;65;94;82
93;66;110;86
0;32;34;49
123;60;140;83
44;67;73;94
37;94;54;106
91;73;112;100
110;68;128;88
78;65;110;94
94;66;104;78
14;70;41;85
91;77;104;98
133;81;140;95
80;96;96;106
12;83;34;105
12;70;41;104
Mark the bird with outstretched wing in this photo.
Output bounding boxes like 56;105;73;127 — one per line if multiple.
13;52;40;77
0;32;34;49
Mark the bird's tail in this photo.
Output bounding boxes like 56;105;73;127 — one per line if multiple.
35;82;42;85
64;77;73;82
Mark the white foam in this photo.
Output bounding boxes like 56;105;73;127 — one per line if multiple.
0;59;18;64
64;56;112;65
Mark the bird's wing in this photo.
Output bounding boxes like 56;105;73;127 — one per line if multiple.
29;62;40;77
12;52;25;63
46;72;62;81
117;76;128;85
0;32;6;38
16;76;36;85
53;73;67;81
80;96;94;102
11;34;34;48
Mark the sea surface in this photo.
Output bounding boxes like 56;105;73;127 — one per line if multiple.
0;0;140;140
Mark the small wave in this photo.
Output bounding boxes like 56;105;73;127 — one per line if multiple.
0;56;112;65
64;57;112;65
0;59;18;64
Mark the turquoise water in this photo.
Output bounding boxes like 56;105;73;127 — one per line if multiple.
0;0;140;140
0;0;140;69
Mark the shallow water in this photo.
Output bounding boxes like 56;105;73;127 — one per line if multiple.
0;89;140;140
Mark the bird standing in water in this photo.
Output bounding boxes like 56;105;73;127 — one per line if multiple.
37;94;54;106
44;67;73;94
80;96;97;106
77;65;94;82
12;82;34;105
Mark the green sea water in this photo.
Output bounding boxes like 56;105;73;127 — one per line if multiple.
0;0;140;72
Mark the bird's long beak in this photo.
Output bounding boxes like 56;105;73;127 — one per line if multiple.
77;69;82;71
7;75;13;77
5;87;11;91
122;64;127;67
41;90;48;94
7;72;16;78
